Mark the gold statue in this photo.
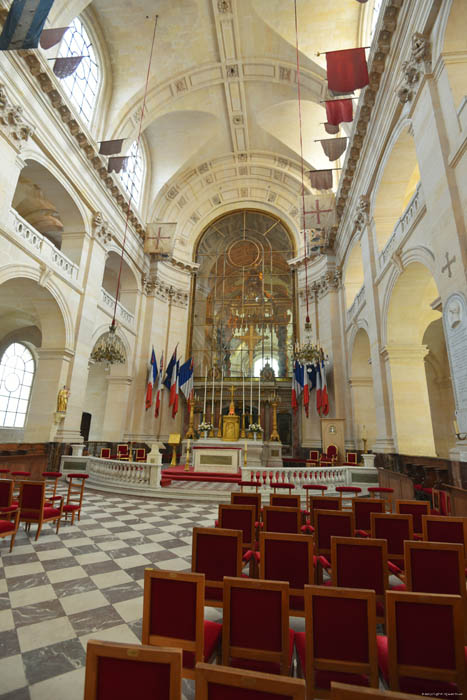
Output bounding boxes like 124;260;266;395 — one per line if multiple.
57;386;70;412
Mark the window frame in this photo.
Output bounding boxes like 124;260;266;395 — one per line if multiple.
0;342;36;429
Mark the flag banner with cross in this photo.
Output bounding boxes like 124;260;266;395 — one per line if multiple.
300;193;336;232
144;222;176;256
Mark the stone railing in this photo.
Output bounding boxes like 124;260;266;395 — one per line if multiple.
347;284;365;322
86;456;159;489
10;209;79;281
378;182;425;271
246;466;349;492
100;288;135;326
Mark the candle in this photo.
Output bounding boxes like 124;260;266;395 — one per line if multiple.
361;424;367;440
258;374;261;424
242;371;245;415
211;366;215;422
203;366;207;417
250;372;253;419
220;368;224;422
454;419;460;435
244;439;247;466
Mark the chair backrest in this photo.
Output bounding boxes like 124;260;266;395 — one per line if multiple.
327;444;338;459
100;448;111;459
192;527;242;606
313;510;354;554
395;500;430;534
331;536;388;597
262;506;301;534
218;504;255;547
222;576;290;675
422;515;467;556
84;640;181;700
370;513;413;562
309;450;319;461
353;498;385;532
19;481;45;512
309;495;341;512
142;569;204;670
345;452;357;465
330;681;426;699
231;492;261;521
0;479;13;507
385;590;465;694
432;488;451;516
303;585;378;695
117;444;129;456
195;663;306;699
66;474;86;508
259;532;314;615
269;493;301;509
404;540;465;598
135;448;146;459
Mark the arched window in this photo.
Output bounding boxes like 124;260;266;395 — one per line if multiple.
119;141;144;206
370;0;384;41
58;17;99;125
0;343;35;428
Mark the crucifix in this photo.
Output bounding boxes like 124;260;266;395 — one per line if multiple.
145;226;171;253
303;199;332;225
237;324;262;370
442;251;456;278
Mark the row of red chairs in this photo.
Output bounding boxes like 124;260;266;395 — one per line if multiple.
100;445;146;461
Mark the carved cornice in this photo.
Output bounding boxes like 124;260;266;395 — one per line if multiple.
354;194;370;233
396;33;432;104
142;273;189;308
92;212;113;248
298;269;342;300
0;83;33;147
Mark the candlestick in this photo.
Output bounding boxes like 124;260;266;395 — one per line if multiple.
211;366;215;422
203;366;207;418
217;369;224;438
184;439;191;472
242;371;245;415
361;424;367;440
258;374;261;425
244;439;247;467
250;372;253;423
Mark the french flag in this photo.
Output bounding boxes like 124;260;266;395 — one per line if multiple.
179;358;194;410
154;352;163;418
171;361;179;418
321;360;329;416
292;361;304;415
145;347;156;410
315;361;322;415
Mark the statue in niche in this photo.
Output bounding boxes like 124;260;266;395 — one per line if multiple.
57;386;70;412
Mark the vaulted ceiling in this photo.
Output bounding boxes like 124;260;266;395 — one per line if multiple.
48;0;369;242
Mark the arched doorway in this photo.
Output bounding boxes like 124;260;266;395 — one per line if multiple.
350;328;376;450
385;262;455;456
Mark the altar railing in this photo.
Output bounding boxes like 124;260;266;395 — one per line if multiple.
86;457;159;489
246;466;348;490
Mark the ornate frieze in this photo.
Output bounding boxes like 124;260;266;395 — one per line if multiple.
92;212;112;247
0;83;33;146
396;33;432;104
298;269;342;301
354;195;370;233
143;272;189;308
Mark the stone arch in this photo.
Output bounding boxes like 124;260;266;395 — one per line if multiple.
343;240;364;309
372;122;420;252
102;251;140;314
435;0;467;110
350;326;376;450
384;262;454;456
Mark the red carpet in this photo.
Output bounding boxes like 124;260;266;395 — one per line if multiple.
161;465;241;486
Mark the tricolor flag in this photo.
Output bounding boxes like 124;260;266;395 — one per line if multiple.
154;353;163;418
291;360;304;415
315;361;322;415
179;358;194;409
145;347;157;410
163;348;177;391
321;360;329;416
171;361;179;418
0;0;55;51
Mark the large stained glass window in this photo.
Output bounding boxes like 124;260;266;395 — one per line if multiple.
58;17;99;125
0;343;35;428
191;210;296;379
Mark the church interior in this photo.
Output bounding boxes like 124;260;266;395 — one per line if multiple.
0;0;466;698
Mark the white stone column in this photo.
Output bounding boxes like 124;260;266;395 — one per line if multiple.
101;374;133;441
0;86;33;211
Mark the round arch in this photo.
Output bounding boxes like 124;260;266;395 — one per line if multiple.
349;326;376;450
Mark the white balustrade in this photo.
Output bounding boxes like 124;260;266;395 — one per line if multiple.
378;182;425;271
100;288;134;326
246;466;349;494
87;457;155;489
10;209;79;280
347;284;365;322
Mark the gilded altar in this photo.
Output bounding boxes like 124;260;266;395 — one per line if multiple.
222;415;239;441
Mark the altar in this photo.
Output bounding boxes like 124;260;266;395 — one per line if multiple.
184;437;265;471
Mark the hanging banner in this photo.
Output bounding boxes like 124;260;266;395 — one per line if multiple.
107;156;129;174
326;47;369;93
144;222;176;256
0;0;54;50
99;139;125;156
308;170;333;191
53;55;84;79
319;137;348;162
301;193;336;232
324;122;339;135
39;26;68;49
325;98;353;126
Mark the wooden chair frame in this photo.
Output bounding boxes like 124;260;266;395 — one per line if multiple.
192;527;243;608
263;505;302;534
195;662;306;699
259;531;315;616
370;513;413;570
135;447;146;462
301;585;378;700
19;480;63;540
142;568;207;680
385;590;465;695
330;682;425;699
222;576;290;675
231;491;261;522
64;475;87;524
313;509;355;561
303;486;328;512
116;443;130;461
330;536;389;625
269;493;301;509
0;479;20;552
308;450;320;464
0;478;14;508
431;488;451;516
352;498;385;534
421;514;467;558
100;447;111;459
345;452;357;465
218;503;256;553
395;501;430;535
42;472;62;502
309;496;341;514
84;640;182;700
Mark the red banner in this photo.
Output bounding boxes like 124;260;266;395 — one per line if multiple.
325;99;353;126
326;48;369;93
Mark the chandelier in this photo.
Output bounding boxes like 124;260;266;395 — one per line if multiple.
293;320;326;365
90;322;126;365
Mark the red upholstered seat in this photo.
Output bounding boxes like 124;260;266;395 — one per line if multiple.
232;492;261;522
67;473;89;479
18;481;63;540
0;519;15;533
303;485;328;491
370;513;413;571
336;487;361;495
396;500;430;535
270;482;295;492
295;584;378;695
0;504;18;514
422;515;467;557
11;471;30;477
0;469;10;474
192;527;243;607
353;498;385;534
263;506;301;534
43;506;61;518
377;591;466;695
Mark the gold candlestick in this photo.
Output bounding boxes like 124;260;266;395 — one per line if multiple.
217;414;222;438
240;413;246;438
270;398;280;442
185;396;195;439
184;439;191;471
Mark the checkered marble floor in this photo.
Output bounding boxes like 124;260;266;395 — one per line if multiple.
0;486;221;700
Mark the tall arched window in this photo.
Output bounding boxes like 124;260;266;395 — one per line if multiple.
0;343;35;428
58;17;99;125
119;141;144;206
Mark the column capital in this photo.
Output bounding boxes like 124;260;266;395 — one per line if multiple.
0;83;34;151
380;343;429;362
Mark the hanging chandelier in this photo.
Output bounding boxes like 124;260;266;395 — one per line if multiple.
90;321;126;365
293;320;327;365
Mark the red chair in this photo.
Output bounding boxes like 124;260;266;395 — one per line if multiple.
345;452;358;465
192;527;243;607
421;515;467;557
135;448;146;462
218;504;257;572
42;471;62;504
370;513;413;574
0;468;10;478
330;682;426;698
432;488;451;515
238;480;260;493
222;576;294;675
142;569;222;679
377;591;466;696
336;486;362;509
303;484;328;512
63;473;89;524
395;500;429;536
330;536;390;624
352;498;385;536
270;493;301;509
84;640;182;700
309;495;341;513
313;510;355;577
367;487;394;512
326;444;338;463
308;450;320;465
262;506;301;534
116;444;130;461
100;447;111;459
0;479;20;552
259;532;315;616
18;481;63;539
295;585;378;698
195;663;306;699
270;482;295;494
401;540;466;602
231;492;261;522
